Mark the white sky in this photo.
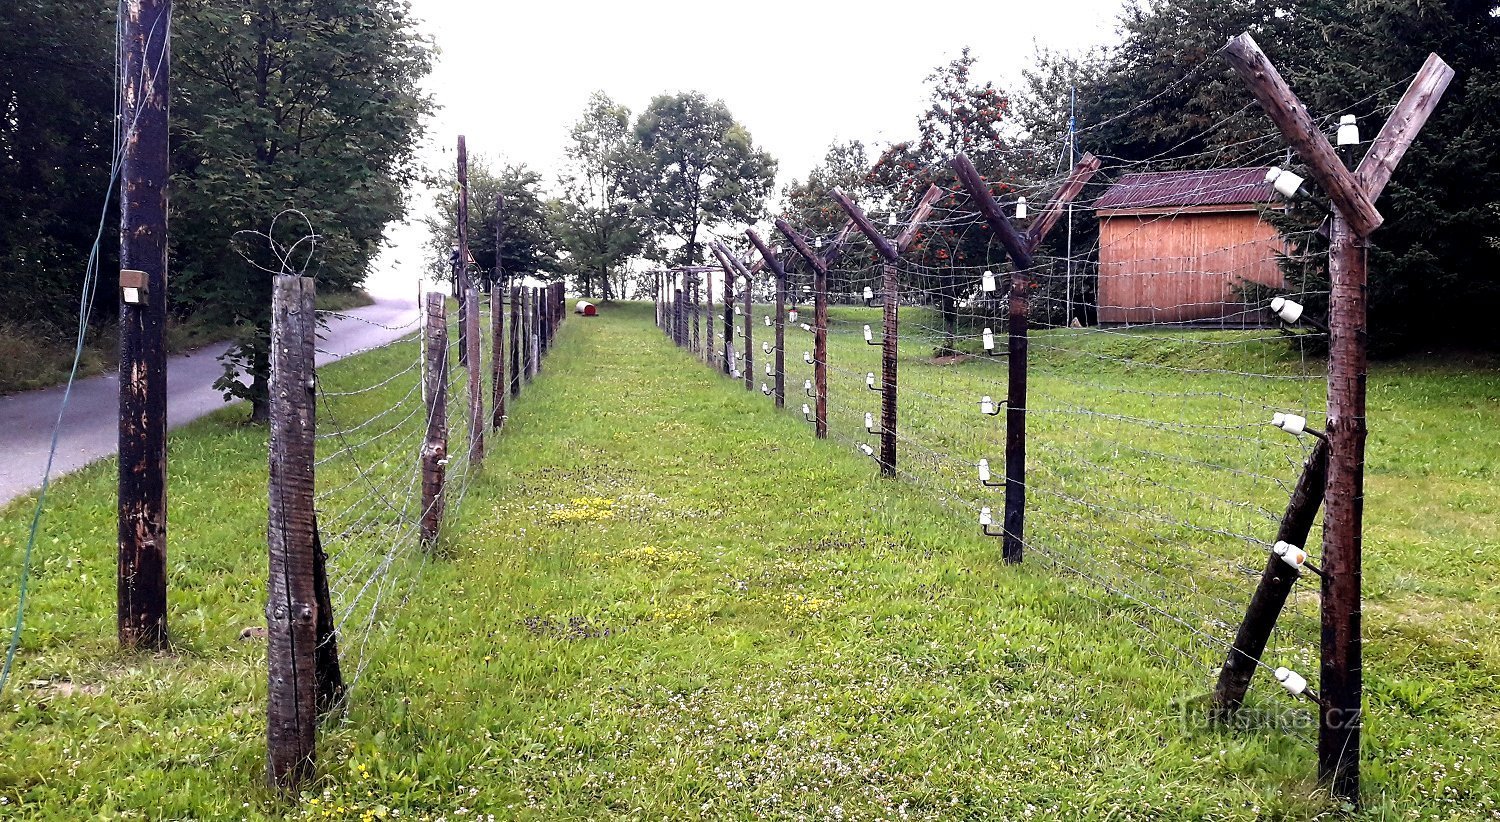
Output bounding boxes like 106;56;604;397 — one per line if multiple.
368;0;1128;296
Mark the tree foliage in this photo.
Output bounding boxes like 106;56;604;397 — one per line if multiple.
631;92;776;266
552;92;644;301
422;158;561;289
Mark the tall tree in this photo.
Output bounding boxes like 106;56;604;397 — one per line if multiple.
632;92;776;266
423;158;561;286
552;92;643;301
173;0;433;421
0;1;118;330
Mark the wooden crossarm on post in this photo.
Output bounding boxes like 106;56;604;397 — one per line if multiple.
1356;53;1455;202
1026;153;1102;254
1221;33;1383;237
951;153;1035;269
895;184;948;255
830;187;900;263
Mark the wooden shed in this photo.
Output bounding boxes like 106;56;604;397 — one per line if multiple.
1095;168;1286;326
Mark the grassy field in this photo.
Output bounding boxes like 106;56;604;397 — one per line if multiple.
0;300;1495;819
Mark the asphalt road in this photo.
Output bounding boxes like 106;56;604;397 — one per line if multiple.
0;296;421;508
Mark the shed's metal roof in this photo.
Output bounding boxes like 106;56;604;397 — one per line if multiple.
1095;167;1276;211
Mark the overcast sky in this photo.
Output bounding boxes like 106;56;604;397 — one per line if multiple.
368;0;1128;296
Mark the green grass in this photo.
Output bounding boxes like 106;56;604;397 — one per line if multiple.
0;300;1495;819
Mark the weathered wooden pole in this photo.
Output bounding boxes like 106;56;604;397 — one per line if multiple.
1223;33;1452;803
747;230;787;409
705;266;716;367
830;188;900;477
117;0;172;650
690;273;701;357
777;220;829;438
457;137;483;465
953;157;1034;563
420;293;448;547
1212;438;1329;716
529;287;540;377
710;246;737;375
266;274;319;790
490;197;506;431
741;261;753;391
508;284;521;397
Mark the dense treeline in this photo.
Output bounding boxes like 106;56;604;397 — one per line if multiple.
1;1;431;416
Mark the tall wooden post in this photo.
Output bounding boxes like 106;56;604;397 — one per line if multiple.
741;263;753;390
457;137;483;464
509;285;521;397
690;274;701;357
705;267;715;366
117;0;172;650
267;274;319;790
1223;33;1451;803
528;287;539;378
490;193;506;429
420;293;448;547
830;189;901;477
747;230;787;409
777;220;829;438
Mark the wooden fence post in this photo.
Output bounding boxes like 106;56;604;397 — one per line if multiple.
491;283;505;430
509;284;521;398
420;292;449;547
529;287;540;377
267;274;322;790
464;281;484;464
706;266;715;366
776;221;828;438
117;0;171;651
830;188;901;478
741;260;753;390
1223;35;1452;801
691;273;701;357
747;230;787;409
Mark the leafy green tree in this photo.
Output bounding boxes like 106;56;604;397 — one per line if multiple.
173;0;433;421
632;92;776;266
422;158;561;288
553;92;644;301
0;1;117;329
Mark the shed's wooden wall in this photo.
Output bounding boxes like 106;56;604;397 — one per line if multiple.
1097;209;1286;325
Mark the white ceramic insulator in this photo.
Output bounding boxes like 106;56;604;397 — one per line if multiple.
980;507;994;527
1015;196;1028;220
1275;667;1308;697
732;369;741;378
982;328;995;350
804;379;813;391
814;236;823;249
1336;114;1360;147
981;396;996;415
800;323;811;332
982;271;997;293
762;383;771;395
863;287;874;301
1271;296;1305;324
763;342;773;354
789;309;799;323
734;306;742;315
1272;412;1308;436
1273;540;1307;570
766;362;774;376
978;459;992;483
867;372;877;389
802;403;811;416
1265;166;1306;199
860;443;875;457
865;412;876;432
804;352;813;364
864;325;873;342
764;315;772;327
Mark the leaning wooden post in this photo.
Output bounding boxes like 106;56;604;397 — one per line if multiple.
1223;33;1452;803
419;292;449;547
747;230;787;408
267;274;320;790
508;284;521;398
1213;438;1329;716
831;188;901;477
